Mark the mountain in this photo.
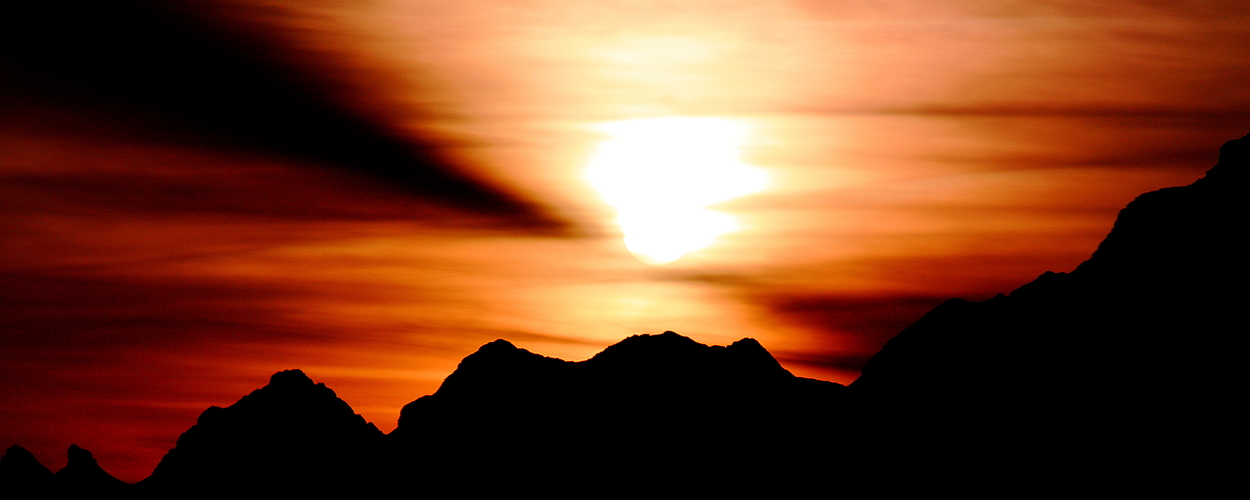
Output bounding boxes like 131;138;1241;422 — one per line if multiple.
394;332;840;431
380;135;1244;491
1;134;1243;493
0;445;53;493
854;133;1244;399
138;369;386;494
848;133;1246;490
388;331;846;493
54;444;127;493
0;444;125;495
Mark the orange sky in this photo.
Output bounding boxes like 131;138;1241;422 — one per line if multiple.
2;0;1248;482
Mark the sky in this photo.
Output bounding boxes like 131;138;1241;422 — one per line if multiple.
2;0;1248;482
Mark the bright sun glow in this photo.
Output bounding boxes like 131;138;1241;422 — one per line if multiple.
587;117;768;265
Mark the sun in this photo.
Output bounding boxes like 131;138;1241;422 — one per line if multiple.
586;117;768;264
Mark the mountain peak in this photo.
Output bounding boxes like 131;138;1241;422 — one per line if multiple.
728;337;765;350
142;371;384;492
425;338;570;400
389;331;843;492
476;338;519;353
65;444;90;465
456;338;553;370
0;445;54;489
266;369;315;389
583;331;792;380
401;331;807;423
587;330;704;362
55;445;126;490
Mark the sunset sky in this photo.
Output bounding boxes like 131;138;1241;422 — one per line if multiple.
3;0;1248;482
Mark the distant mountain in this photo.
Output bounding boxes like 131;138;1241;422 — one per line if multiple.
0;444;125;495
1;134;1243;493
0;445;53;493
55;444;127;493
388;332;845;492
138;369;386;494
395;332;841;433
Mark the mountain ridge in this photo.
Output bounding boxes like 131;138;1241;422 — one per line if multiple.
138;368;387;494
2;133;1244;494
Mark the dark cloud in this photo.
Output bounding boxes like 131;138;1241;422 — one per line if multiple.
0;1;564;230
1;168;471;222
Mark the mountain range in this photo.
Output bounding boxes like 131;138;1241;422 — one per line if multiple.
3;133;1244;495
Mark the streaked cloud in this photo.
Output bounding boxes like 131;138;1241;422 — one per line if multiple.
2;0;1247;481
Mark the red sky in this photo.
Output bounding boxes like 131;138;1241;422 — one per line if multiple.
2;0;1248;482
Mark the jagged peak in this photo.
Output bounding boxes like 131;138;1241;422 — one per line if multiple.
622;331;693;342
66;444;92;465
144;369;384;489
0;445;53;478
725;337;778;361
458;339;554;366
580;331;794;380
476;338;519;353
172;371;372;436
1;445;39;464
590;331;702;358
419;339;570;401
226;369;340;403
54;444;126;487
727;337;764;350
266;369;315;389
3;445;31;455
725;337;794;378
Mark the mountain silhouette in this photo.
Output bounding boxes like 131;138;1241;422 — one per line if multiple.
855;133;1244;399
0;445;54;493
394;332;839;432
1;134;1243;493
848;133;1246;490
138;369;386;494
0;444;125;495
388;332;845;493
54;445;127;493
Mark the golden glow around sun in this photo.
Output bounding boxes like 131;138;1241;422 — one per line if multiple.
587;117;768;265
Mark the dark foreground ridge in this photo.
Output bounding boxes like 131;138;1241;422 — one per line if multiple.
2;134;1245;494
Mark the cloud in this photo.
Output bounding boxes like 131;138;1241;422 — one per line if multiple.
0;1;565;230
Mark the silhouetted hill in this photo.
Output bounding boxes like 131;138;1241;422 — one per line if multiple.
139;369;386;494
390;331;845;493
395;332;837;429
0;445;54;493
55;444;127;493
849;133;1247;489
0;444;125;495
